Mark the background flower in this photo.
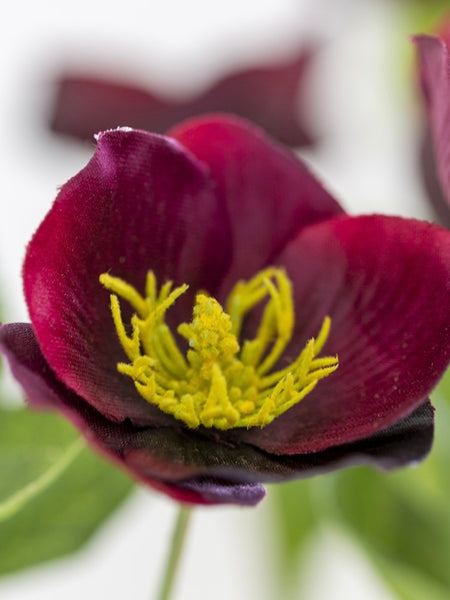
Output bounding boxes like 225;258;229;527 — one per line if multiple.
50;46;316;147
415;18;450;227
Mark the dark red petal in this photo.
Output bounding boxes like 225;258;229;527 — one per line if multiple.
50;77;180;142
0;322;264;506
23;128;230;425
414;35;450;216
169;115;344;290
0;323;434;504
124;402;435;480
49;47;316;147
236;215;450;454
179;47;316;147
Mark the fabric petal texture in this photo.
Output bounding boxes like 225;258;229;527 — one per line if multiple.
23;128;230;426
235;214;450;453
169;115;343;289
50;47;316;147
1;115;449;506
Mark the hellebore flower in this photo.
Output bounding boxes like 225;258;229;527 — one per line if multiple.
415;21;450;227
0;115;449;507
49;47;315;147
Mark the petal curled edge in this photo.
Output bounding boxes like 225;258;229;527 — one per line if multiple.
0;323;434;506
414;35;450;214
23;128;231;426
236;215;450;454
168;115;344;291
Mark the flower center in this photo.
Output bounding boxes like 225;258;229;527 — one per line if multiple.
99;268;338;430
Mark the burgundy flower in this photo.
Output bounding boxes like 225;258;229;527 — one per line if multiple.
49;47;315;147
415;21;450;227
1;116;449;507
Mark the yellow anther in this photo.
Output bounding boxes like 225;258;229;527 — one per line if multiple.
100;273;148;317
100;268;338;430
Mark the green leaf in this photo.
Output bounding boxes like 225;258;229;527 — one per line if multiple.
268;476;331;591
332;374;450;598
0;405;134;575
268;372;450;599
370;555;450;600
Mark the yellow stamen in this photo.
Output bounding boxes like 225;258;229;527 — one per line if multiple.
100;268;338;430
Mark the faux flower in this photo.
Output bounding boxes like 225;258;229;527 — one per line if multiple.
415;20;450;227
1;115;449;507
49;47;315;147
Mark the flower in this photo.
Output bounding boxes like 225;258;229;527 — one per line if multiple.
415;20;450;227
1;115;449;506
50;46;315;148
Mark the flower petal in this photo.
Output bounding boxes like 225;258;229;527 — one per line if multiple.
0;322;264;505
168;115;344;288
414;35;450;216
50;77;179;142
23;128;231;425
124;402;434;480
178;47;316;147
50;47;316;147
236;215;450;454
164;479;266;506
0;323;434;503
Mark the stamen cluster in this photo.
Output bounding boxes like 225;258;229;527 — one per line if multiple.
100;268;338;430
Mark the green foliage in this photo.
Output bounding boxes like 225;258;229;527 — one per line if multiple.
406;0;450;35
333;373;450;598
0;406;133;575
270;371;450;599
268;475;334;591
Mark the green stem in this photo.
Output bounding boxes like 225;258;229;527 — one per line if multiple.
0;437;84;522
156;506;193;600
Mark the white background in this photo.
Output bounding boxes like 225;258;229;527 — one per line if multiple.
0;0;434;598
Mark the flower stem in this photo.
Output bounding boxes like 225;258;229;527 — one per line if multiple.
0;437;84;522
157;506;193;600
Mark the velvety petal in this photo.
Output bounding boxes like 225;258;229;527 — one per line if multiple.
171;479;266;506
23;128;231;425
122;402;435;481
0;322;264;506
414;35;450;215
236;215;450;454
168;115;344;289
0;323;434;498
49;47;316;147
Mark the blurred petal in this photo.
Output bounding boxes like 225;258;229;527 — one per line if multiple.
237;215;450;454
50;47;316;147
23;128;231;425
182;47;316;147
169;114;344;289
50;77;179;141
415;34;450;220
